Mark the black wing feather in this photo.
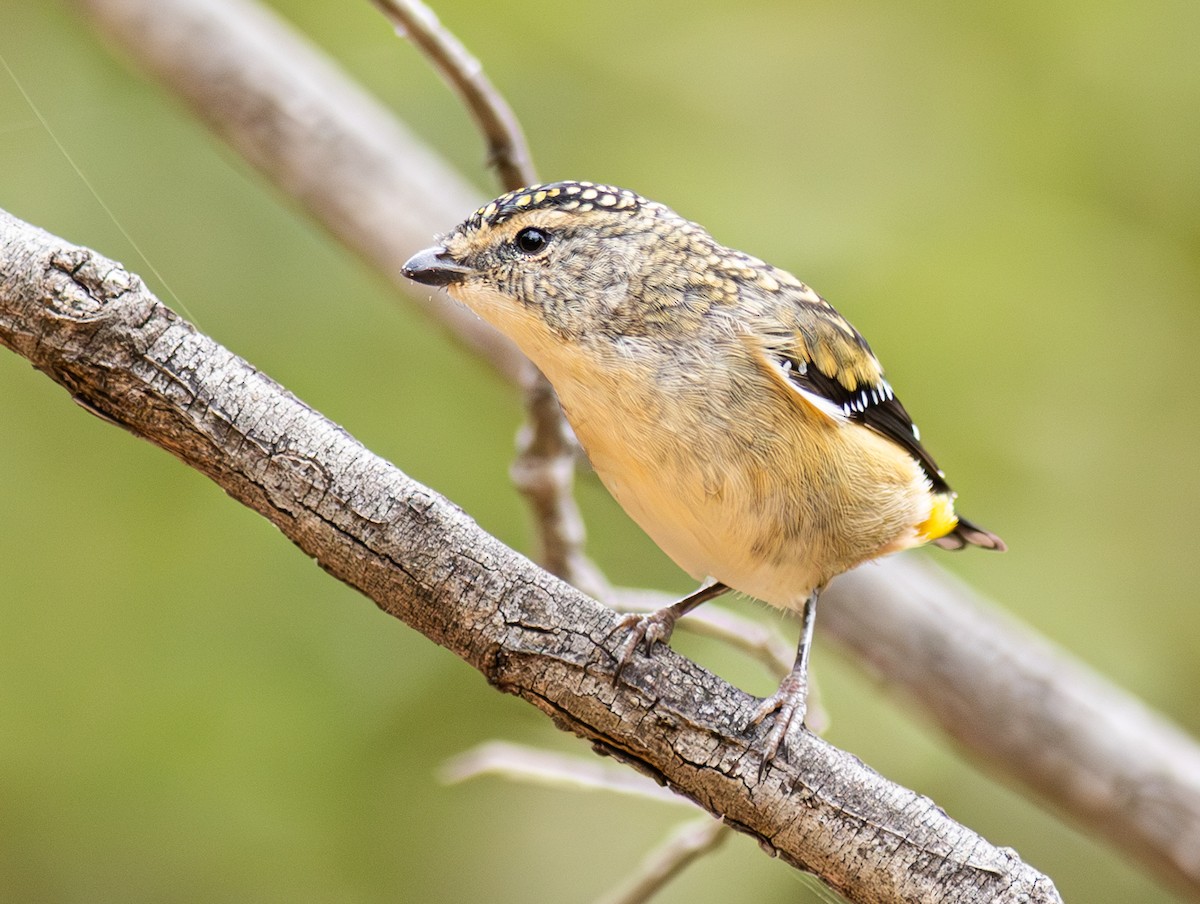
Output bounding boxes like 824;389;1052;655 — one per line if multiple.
782;354;952;495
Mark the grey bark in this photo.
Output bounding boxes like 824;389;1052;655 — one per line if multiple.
0;209;1061;904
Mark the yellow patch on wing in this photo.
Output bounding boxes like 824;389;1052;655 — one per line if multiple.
917;492;960;544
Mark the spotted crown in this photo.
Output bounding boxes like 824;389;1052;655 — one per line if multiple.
465;181;644;230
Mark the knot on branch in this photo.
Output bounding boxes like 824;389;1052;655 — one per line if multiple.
46;249;141;322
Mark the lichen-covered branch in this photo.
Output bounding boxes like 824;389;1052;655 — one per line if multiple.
0;209;1060;904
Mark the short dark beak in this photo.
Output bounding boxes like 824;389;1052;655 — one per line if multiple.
401;246;472;287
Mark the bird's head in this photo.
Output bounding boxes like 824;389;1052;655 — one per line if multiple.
402;181;732;352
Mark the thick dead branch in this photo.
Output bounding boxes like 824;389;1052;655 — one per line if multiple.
68;0;1200;894
826;561;1200;894
0;209;1060;904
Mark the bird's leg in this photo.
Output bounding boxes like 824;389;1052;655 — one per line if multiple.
751;588;820;763
612;581;731;676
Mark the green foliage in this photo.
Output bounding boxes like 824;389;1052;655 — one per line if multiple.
1;1;1197;901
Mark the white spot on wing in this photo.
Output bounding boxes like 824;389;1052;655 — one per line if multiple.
772;357;848;423
798;385;849;422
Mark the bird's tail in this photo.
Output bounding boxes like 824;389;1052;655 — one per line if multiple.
932;515;1006;552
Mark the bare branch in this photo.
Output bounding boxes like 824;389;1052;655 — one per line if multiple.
0;209;1060;904
824;560;1200;895
442;741;684;806
77;0;525;383
367;0;536;190
594;818;731;904
444;741;734;902
508;365;612;594
65;0;1200;894
365;0;600;592
445;740;735;902
609;589;828;734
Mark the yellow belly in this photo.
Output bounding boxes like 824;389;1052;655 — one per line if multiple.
546;354;934;610
466;288;938;610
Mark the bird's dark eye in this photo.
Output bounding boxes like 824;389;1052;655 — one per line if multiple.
514;227;551;255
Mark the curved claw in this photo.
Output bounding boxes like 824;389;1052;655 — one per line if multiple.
611;608;680;679
607;582;732;682
750;670;809;768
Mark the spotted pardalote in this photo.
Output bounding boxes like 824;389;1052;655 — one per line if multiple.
403;181;1004;761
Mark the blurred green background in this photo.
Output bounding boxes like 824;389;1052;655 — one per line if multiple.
2;1;1198;901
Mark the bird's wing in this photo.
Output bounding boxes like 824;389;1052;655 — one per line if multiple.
753;283;952;495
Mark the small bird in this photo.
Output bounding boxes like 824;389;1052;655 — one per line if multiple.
403;181;1003;761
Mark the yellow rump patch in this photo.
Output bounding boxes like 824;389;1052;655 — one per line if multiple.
918;492;959;544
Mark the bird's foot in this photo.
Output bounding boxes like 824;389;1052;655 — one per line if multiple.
750;669;810;769
610;607;681;679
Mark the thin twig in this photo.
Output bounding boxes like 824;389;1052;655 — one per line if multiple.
368;0;535;189
371;0;600;592
83;0;525;381
594;818;732;904
446;742;743;904
509;365;613;595
445;742;741;904
442;741;686;806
